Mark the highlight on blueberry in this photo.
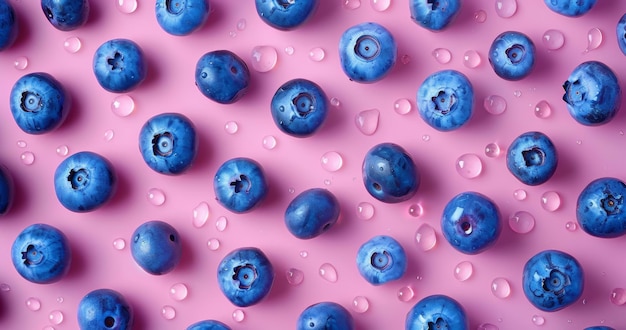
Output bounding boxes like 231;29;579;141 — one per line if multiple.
0;165;14;215
488;31;536;81
41;0;90;31
417;69;474;131
131;220;182;275
339;22;397;83
0;0;18;51
409;0;461;31
214;157;268;213
255;0;319;31
296;301;355;330
93;38;147;93
544;0;597;17
77;288;133;330
156;0;210;36
356;235;407;285
506;131;558;186
285;188;340;239
362;143;419;203
187;320;232;330
217;247;274;307
405;294;469;330
271;78;329;137
195;50;250;104
576;177;626;238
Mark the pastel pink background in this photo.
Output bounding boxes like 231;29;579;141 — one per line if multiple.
1;0;626;329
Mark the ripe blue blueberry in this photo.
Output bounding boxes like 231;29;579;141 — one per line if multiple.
523;250;584;312
417;70;473;131
617;14;626;55
77;288;133;330
0;0;17;51
362;143;419;203
11;223;71;284
217;247;274;307
489;31;536;81
544;0;596;17
405;294;469;330
585;327;615;330
562;61;621;126
441;192;501;255
271;78;328;137
131;220;182;275
93;38;147;93
0;165;14;215
285;188;340;239
195;50;250;104
296;302;355;330
356;235;407;285
214;157;268;213
339;22;397;83
255;0;318;31
187;320;231;330
506;131;558;186
10;72;70;134
576;177;626;238
54;151;117;212
41;0;89;31
409;0;461;31
155;0;209;36
139;113;198;175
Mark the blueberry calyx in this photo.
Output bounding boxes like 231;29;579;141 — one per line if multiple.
427;0;439;10
20;92;43;112
68;168;89;190
278;0;295;9
460;218;473;235
522;147;545;167
506;44;525;64
427;318;447;330
231;175;251;193
600;194;622;215
152;132;174;156
166;0;184;15
542;269;570;296
354;35;380;60
233;264;257;289
431;90;456;114
370;251;392;270
107;52;124;71
562;80;585;105
293;93;314;116
104;316;115;328
22;244;44;265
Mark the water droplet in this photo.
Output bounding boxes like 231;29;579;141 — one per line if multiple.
397;286;415;302
324;179;331;186
473;10;487;23
415;223;437;251
355;109;379;135
224;121;239;134
286;268;304;286
484;95;507;115
584;27;603;53
408;203;423;217
192;202;210;228
250;46;278;72
319;263;338;282
513;90;522;98
432;48;452;64
491;277;511;298
309;47;325;61
56;296;64;303
370;0;390;11
352;296;369;313
463;50;481;68
262;135;277;150
609;288;626;305
229;31;237;38
513;189;527;201
113;238;126;250
456;153;483;179
320;151;343;172
169;283;188;301
540;191;561;211
63;36;81;53
565;221;577;232
401;54;411;64
620;129;624;136
111;95;135;117
16;140;27;148
48;310;64;325
484;143;501;158
288;187;295;194
576;139;582;145
216;216;228;232
454;261;473;281
356;202;375;220
236;18;246;31
0;283;10;292
542;29;565;50
393;98;412;115
14;56;28;70
20;151;34;165
55;145;69;157
207;238;220;250
582;298;587;305
421;134;430;142
508;211;536;234
478;323;499;330
147;188;166;206
43;326;55;330
534;100;552;119
330;97;341;107
25;297;41;311
161;305;176;320
284;46;295;55
532;315;545;326
495;0;517;18
299;250;308;258
116;0;137;13
104;129;115;141
229;309;244;323
343;0;361;9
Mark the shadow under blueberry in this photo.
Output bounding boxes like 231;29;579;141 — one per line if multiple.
102;164;132;212
10;4;31;49
63;236;88;282
54;87;84;135
172;230;195;273
184;128;212;176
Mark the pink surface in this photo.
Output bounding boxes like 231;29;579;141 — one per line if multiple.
1;0;626;329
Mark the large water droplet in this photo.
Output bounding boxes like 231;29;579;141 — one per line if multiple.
532;315;545;326
542;29;565;50
432;48;452;64
456;153;483;179
513;189;527;201
161;305;176;320
397;286;415;302
286;268;304;286
491;277;511;298
251;46;278;72
408;203;423;217
63;36;81;53
478;323;499;330
104;129;115;141
48;310;64;325
320;151;343;172
463;50;481;68
113;238;126;250
454;261;473;281
26;297;41;311
610;288;626;305
20;151;35;165
584;27;603;53
484;143;501;158
343;0;361;9
484;95;507;115
262;135;277;150
14;56;28;70
394;98;412;115
111;95;135;117
224;121;239;134
352;296;369;313
355;109;380;135
116;0;137;13
508;211;535;234
207;238;220;250
309;47;325;61
56;145;69;157
169;283;188;301
356;202;375;220
147;188;166;206
370;0;390;11
473;10;487;23
192;202;210;228
534;100;552;119
215;216;228;232
565;221;577;232
236;18;246;31
319;263;338;282
415;223;437;251
232;309;245;322
540;191;561;211
495;0;517;17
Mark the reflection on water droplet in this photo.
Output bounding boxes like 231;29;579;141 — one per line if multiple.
161;305;176;320
432;48;452;64
147;188;166;206
284;46;295;55
262;135;277;150
478;323;499;330
299;250;308;258
20;151;34;165
14;56;28;70
288;187;295;194
541;191;561;211
508;211;535;234
513;189;527;201
513;90;522;98
286;268;304;286
207;238;220;250
56;296;63;303
584;27;603;53
473;10;487;23
216;216;228;232
48;310;64;325
397;286;414;302
236;18;246;31
113;238;126;250
330;97;341;107
343;0;361;9
26;297;41;311
356;202;375;220
309;47;325;61
543;29;565;50
484;95;507;115
16;140;27;148
232;309;245;322
534;100;552;119
394;98;412;115
532;315;545;326
484;143;500;158
491;277;511;298
169;283;189;301
463;50;481;68
454;261;473;281
456;153;483;179
324;179;331;186
352;296;369;313
415;224;437;251
321;151;343;172
610;288;626;305
421;135;430;142
63;36;81;53
495;0;517;18
355;109;379;135
104;129;115;141
251;46;278;72
224;121;239;134
408;203;423;217
319;263;338;282
111;95;135;117
401;54;411;64
116;0;137;13
370;0;390;11
576;139;582;145
565;221;577;232
56;145;69;157
192;202;210;228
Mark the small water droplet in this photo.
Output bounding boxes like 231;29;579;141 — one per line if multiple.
0;283;10;292
484;95;507;115
421;134;430;142
116;0;137;13
401;54;411;64
456;153;483;179
356;202;375;220
284;46;295;55
16;140;27;148
319;263;338;282
352;296;369;313
232;309;245;322
532;315;545;326
355;109;379;135
610;288;626;305
393;98;412;115
161;305;176;320
286;268;304;286
343;0;361;9
584;27;603;53
288;187;295;194
43;326;55;330
169;283;188;301
432;48;452;64
416;276;423;280
495;0;517;18
113;238;126;250
534;100;552;119
147;188;166;206
55;145;69;157
513;189;527;201
229;31;237;38
330;97;341;107
408;203;423;217
25;297;41;311
262;135;277;150
463;50;481;68
397;286;415;302
370;0;390;11
582;298;587;305
20;151;34;165
55;296;64;303
513;90;522;98
508;211;536;234
320;151;343;172
299;250;308;258
478;323;499;330
565;221;577;232
309;47;325;61
415;223;437;251
491;277;511;298
236;18;246;31
541;191;561;211
104;129;115;141
192;202;210;228
207;238;220;250
619;129;624;136
542;29;565;50
473;10;487;23
224;121;239;134
454;261;473;281
111;95;135;117
14;56;28;70
48;310;64;325
216;216;228;232
576;139;583;145
323;179;331;186
63;36;81;53
251;46;278;72
484;143;501;158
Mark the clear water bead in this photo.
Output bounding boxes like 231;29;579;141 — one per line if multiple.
394;98;412;115
495;0;517;18
401;54;411;64
513;189;527;201
319;263;338;282
147;188;166;206
232;309;245;322
463;50;481;68
262;135;277;150
169;283;189;301
192;202;210;228
352;296;369;313
355;109;380;135
216;216;228;232
20;151;35;165
236;18;246;31
610;288;626;305
48;310;64;325
540;191;561;211
584;27;603;53
484;95;507;115
330;97;341;107
63;36;81;53
415;224;437;251
116;0;137;14
14;56;28;70
542;29;565;50
284;46;295;55
113;238;126;250
454;261;473;281
321;151;343;172
534;100;552;119
56;145;69;157
456;153;483;179
484;143;500;158
408;203;423;217
309;47;325;61
0;283;10;292
299;250;308;258
250;46;278;72
565;221;577;232
104;129;115;141
491;277;511;298
508;211;535;234
25;297;41;311
161;305;176;320
397;286;415;302
370;0;390;11
286;268;305;286
513;90;522;98
343;0;361;9
111;95;135;117
473;10;487;23
224;121;239;134
207;238;220;251
532;315;545;326
422;134;430;142
43;326;55;330
432;48;452;64
16;140;27;148
478;323;499;330
356;202;375;220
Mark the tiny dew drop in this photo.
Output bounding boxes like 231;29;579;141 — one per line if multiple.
55;145;69;157
356;202;375;220
355;109;380;135
299;250;308;258
352;296;369;313
43;326;55;330
540;191;561;211
104;129;115;141
309;47;325;61
463;50;481;68
0;283;10;292
534;100;552;119
20;151;35;165
454;261;473;281
393;98;412;115
610;288;626;305
25;297;41;311
319;263;338;282
330;97;341;107
284;46;295;55
63;36;82;53
236;18;246;31
207;238;220;251
513;189;527;201
14;56;28;70
565;221;577;232
16;140;27;148
532;315;545;326
342;0;361;10
484;143;500;158
262;135;277;150
508;211;536;234
147;188;166;206
320;151;343;172
161;305;176;320
432;48;452;64
491;277;511;299
415;223;437;251
484;95;507;115
116;0;138;14
113;238;126;250
370;0;390;11
250;46;278;72
542;29;565;50
473;10;487;23
421;134;430;142
215;216;228;232
224;121;239;134
111;95;135;117
48;310;64;325
408;203;423;217
401;54;411;64
495;0;517;18
397;286;415;302
477;323;499;330
169;283;189;301
286;268;304;286
455;153;483;179
192;202;210;228
232;309;245;322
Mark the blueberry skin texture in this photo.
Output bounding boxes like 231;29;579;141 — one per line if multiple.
405;294;469;330
409;0;461;31
576;177;626;238
11;223;71;284
0;0;17;51
214;157;268;213
617;14;626;56
155;0;209;36
544;0;596;17
217;247;274;307
187;320;231;330
585;327;616;330
41;0;89;31
362;143;419;203
10;72;70;134
285;188;340;239
296;302;355;330
131;220;182;275
139;113;198;175
417;70;473;131
271;78;329;137
562;61;621;126
93;39;147;93
441;192;501;255
0;165;14;215
195;50;250;104
255;0;318;31
489;31;536;81
77;289;133;330
356;235;407;285
506;131;558;186
54;151;117;212
523;250;584;312
339;22;397;83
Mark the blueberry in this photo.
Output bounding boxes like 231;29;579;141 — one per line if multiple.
0;0;18;51
11;223;71;284
544;0;596;17
362;142;419;203
585;327;616;330
130;220;182;275
441;192;501;255
506;131;558;186
54;151;117;212
270;78;329;137
255;0;318;31
356;235;407;285
77;289;133;330
562;61;621;126
488;31;536;81
296;302;355;330
10;72;70;134
217;247;274;307
285;188;340;239
41;0;89;31
409;0;461;31
195;50;250;104
0;165;14;215
93;38;147;93
522;249;584;312
417;70;473;131
405;294;469;330
214;157;268;213
187;320;231;330
617;14;626;55
339;22;397;83
576;177;626;238
155;0;209;36
139;113;198;175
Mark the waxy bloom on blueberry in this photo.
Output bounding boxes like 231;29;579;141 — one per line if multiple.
93;39;147;93
284;188;340;239
156;0;210;36
214;157;268;213
187;320;231;330
77;289;133;330
339;22;397;83
405;294;469;330
255;0;318;31
296;302;355;330
217;247;274;307
41;0;90;31
417;70;473;131
0;0;18;51
356;235;407;285
195;50;250;104
131;220;182;275
409;0;461;31
489;31;536;81
544;0;596;17
506;131;558;186
576;177;626;238
362;143;419;203
271;78;329;137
